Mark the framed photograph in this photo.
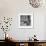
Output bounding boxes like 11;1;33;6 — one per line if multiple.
18;13;33;28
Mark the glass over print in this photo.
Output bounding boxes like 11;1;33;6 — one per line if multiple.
18;13;33;28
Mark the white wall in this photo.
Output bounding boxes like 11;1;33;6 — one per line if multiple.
0;0;46;40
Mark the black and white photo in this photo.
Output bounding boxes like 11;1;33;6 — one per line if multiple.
20;15;31;26
18;13;33;28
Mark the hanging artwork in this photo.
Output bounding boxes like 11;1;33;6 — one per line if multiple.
18;13;33;28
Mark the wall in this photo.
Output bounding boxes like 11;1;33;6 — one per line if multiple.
0;0;46;40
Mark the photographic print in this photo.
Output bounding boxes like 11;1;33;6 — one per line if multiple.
18;13;33;28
